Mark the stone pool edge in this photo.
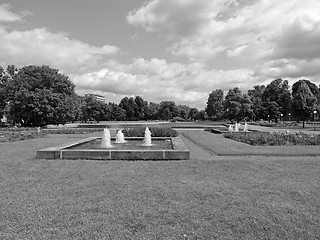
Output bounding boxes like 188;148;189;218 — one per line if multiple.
36;137;190;160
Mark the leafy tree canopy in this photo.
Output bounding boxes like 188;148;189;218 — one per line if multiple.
6;65;79;126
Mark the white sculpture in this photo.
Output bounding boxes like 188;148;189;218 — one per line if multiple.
228;125;234;132
142;127;153;146
101;128;113;148
115;129;127;143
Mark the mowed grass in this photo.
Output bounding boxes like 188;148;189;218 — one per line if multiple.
0;134;320;239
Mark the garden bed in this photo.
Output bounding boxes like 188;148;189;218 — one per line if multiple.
180;130;320;156
0;128;47;142
224;131;320;146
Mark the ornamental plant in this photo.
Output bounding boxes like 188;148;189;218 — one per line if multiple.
223;131;320;146
0;129;47;142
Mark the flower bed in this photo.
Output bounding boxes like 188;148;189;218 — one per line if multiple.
0;128;47;142
0;127;104;142
223;131;320;146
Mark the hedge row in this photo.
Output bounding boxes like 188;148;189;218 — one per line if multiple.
122;127;178;137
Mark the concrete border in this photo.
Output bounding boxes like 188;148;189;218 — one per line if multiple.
36;136;190;160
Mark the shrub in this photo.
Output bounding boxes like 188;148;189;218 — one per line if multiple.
43;128;104;134
0;129;47;142
0;127;104;142
122;127;178;137
223;131;320;146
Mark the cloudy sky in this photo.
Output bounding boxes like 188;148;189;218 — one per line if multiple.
1;0;320;109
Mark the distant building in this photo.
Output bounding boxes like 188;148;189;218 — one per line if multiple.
85;93;106;103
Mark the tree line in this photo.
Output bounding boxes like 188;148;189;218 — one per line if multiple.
0;65;204;126
206;78;320;127
1;65;319;127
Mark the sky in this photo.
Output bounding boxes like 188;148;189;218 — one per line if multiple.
1;0;320;109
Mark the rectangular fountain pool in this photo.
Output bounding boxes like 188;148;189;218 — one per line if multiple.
72;138;173;150
37;137;190;160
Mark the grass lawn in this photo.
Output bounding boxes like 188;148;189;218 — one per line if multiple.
0;133;320;239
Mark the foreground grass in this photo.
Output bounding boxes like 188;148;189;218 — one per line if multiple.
0;135;319;239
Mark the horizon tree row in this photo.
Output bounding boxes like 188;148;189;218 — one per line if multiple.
0;65;203;126
80;95;203;123
206;78;320;127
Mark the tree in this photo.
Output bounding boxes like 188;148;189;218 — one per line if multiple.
262;79;291;121
188;108;199;120
119;96;139;120
198;110;207;121
223;87;243;122
177;105;190;120
206;89;224;120
81;95;106;123
223;87;253;122
292;80;318;128
134;96;146;120
144;102;159;120
0;65;18;121
247;85;266;120
239;93;254;121
158;101;179;120
6;65;79;126
112;106;126;121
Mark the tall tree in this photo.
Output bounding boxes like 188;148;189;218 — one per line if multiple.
158;101;179;120
144;102;159;120
119;96;138;120
247;85;266;120
292;80;318;128
81;95;106;123
206;89;224;120
188;108;199;120
262;79;291;121
6;65;79;126
178;105;190;120
134;96;146;120
112;106;126;121
223;87;243;122
0;65;18;121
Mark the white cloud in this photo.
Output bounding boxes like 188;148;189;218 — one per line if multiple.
73;57;257;108
3;1;320;109
0;4;119;74
0;27;119;74
255;59;320;80
0;3;23;22
127;0;320;84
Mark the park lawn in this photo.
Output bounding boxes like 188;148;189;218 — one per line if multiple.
0;134;319;239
